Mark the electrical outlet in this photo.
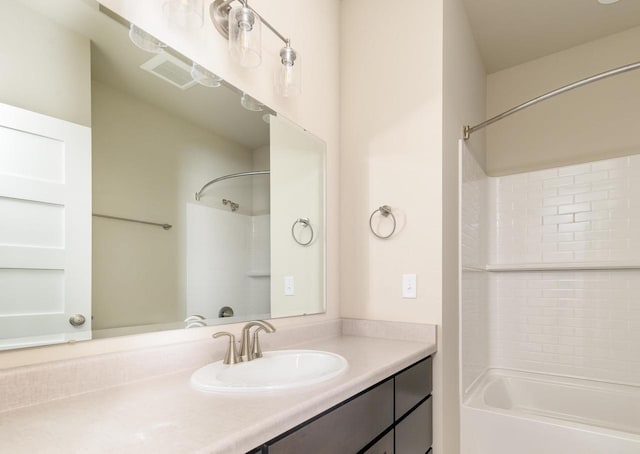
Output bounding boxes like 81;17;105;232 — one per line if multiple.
402;274;417;298
284;276;295;296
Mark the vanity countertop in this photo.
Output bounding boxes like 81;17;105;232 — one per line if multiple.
0;335;435;454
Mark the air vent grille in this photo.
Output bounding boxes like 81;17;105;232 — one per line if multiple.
140;54;196;90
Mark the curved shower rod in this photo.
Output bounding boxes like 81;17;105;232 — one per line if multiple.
463;60;640;140
195;170;270;201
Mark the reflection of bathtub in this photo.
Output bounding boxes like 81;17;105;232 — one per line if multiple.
461;369;640;454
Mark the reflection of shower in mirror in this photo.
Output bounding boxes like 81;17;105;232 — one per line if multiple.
194;170;270;201
222;199;240;212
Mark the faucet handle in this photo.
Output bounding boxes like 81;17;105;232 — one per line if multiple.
239;320;276;362
251;326;271;359
212;331;240;365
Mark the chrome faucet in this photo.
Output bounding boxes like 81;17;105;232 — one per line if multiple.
239;320;276;362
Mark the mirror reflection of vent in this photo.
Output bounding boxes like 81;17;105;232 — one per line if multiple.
139;54;197;90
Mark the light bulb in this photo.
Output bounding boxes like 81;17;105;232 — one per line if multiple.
275;45;301;97
229;6;262;68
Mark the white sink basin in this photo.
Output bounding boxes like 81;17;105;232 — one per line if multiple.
190;349;348;393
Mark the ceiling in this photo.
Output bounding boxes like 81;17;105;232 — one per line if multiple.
22;0;270;150
462;0;640;73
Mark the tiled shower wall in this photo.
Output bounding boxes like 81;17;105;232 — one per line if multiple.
490;155;640;264
491;270;640;384
460;143;489;394
461;149;640;390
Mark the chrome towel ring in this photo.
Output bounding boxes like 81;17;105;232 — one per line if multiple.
291;218;314;246
369;205;396;239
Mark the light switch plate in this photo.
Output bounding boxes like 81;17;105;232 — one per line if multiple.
284;276;295;296
402;274;417;298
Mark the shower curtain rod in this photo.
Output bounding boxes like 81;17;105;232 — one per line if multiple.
463;60;640;140
195;170;270;201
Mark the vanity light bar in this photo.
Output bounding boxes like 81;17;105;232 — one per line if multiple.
210;0;301;97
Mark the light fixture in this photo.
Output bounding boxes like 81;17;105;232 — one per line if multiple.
240;93;263;112
128;24;166;53
228;4;262;68
275;41;301;97
597;0;620;4
210;0;301;97
191;62;223;87
163;0;204;28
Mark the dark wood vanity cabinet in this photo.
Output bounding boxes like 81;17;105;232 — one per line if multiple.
251;356;433;454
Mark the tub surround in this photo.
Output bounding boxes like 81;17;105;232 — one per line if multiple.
460;146;640;453
0;319;436;453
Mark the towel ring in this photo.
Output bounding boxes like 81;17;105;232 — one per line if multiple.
369;205;396;239
291;218;314;246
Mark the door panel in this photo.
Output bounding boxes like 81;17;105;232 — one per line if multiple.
0;102;91;349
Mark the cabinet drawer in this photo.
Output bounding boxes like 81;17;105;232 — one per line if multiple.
395;357;432;419
268;379;394;454
395;397;432;454
363;430;394;454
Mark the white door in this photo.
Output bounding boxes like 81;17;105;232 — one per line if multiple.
0;102;91;349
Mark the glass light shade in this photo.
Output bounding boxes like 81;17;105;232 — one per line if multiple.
128;24;165;53
191;62;222;87
240;93;263;112
275;49;301;97
163;0;204;29
228;6;262;68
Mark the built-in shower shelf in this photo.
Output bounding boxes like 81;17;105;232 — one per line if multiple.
485;262;640;272
247;271;270;277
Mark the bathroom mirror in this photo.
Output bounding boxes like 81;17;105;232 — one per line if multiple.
0;0;325;349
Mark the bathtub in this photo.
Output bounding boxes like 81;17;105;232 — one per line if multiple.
461;369;640;454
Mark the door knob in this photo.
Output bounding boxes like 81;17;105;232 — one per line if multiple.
69;314;86;326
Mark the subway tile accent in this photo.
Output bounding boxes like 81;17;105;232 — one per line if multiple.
491;270;640;385
491;156;640;264
462;149;640;388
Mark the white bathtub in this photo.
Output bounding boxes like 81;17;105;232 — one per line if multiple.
461;369;640;454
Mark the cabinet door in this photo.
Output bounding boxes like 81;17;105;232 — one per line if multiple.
268;379;394;454
395;397;432;454
395;357;432;419
363;430;394;454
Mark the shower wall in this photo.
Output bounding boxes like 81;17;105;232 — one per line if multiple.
460;142;490;394
185;206;270;319
490;157;640;264
461;148;640;394
491;270;640;384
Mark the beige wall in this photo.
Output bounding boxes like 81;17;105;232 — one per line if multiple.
0;1;91;126
487;25;640;176
340;0;444;322
442;1;487;453
91;80;254;330
340;0;449;451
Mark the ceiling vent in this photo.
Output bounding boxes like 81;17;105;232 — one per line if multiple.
139;53;197;90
